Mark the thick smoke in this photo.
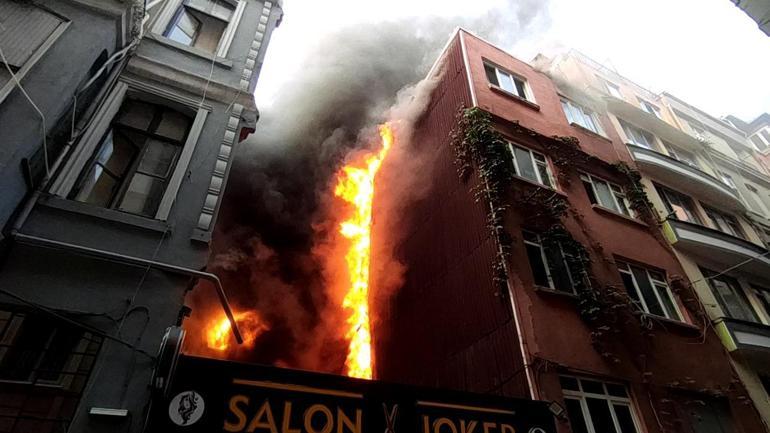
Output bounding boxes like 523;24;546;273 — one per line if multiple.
185;3;551;373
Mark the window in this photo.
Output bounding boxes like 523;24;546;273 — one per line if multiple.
655;185;701;223
523;231;576;293
719;172;737;190
561;99;603;134
561;376;640;433
580;173;633;216
702;206;745;239
638;99;661;119
71;99;192;218
688;121;707;140
0;2;69;102
619;120;656;149
702;270;759;323
508;143;554;188
751;134;768;152
750;285;770;322
600;78;623;99
164;0;236;54
483;62;531;101
618;261;681;320
663;142;699;169
744;184;770;216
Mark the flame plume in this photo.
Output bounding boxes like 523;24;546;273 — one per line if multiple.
205;311;268;352
333;124;393;379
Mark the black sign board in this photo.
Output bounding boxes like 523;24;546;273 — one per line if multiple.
151;355;556;433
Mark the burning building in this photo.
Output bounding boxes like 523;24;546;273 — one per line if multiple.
371;29;768;433
0;0;282;432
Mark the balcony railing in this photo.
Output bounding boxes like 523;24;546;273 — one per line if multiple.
663;218;770;278
628;144;745;212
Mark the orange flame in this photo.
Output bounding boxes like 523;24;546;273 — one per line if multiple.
333;124;393;379
205;311;269;352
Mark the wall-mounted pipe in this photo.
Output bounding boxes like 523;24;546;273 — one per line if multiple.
11;232;244;344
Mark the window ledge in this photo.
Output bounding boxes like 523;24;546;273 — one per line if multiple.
191;228;212;244
488;84;540;111
642;313;700;334
591;204;648;228
511;174;566;197
569;122;611;143
38;195;171;234
146;33;234;69
533;285;578;299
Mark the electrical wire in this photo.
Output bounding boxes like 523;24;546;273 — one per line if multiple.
0;45;49;176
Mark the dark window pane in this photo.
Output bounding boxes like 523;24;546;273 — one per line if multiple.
586;398;618;433
606;383;628;397
565;398;589;433
119;173;166;217
654;283;678;319
484;64;499;86
37;327;82;382
0;316;54;381
137;139;179;178
709;276;759;322
98;131;137;176
631;266;665;316
525;243;550;288
544;242;573;292
513;77;527;99
75;165;119;207
613;404;638;433
583;180;598;204
560;376;580;391
156;110;190;141
581;379;604;394
117;100;155;130
514;146;537;182
167;9;200;46
536;161;552;188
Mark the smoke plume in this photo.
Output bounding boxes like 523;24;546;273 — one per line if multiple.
185;2;552;373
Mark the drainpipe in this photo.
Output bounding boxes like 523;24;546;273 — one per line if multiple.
11;232;244;344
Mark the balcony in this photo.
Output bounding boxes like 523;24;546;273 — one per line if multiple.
628;144;745;212
714;317;770;365
605;97;702;151
663;219;770;279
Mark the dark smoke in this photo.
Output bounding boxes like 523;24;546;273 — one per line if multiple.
186;4;552;372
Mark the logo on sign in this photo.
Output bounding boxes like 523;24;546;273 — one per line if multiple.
169;390;205;426
529;428;547;433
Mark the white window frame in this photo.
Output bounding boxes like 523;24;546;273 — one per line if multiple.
522;231;576;294
745;184;770;217
508;142;555;188
600;77;623;99
619;120;656;150
0;6;70;104
638;99;662;119
561;376;643;433
49;81;210;221
150;0;246;58
483;61;535;102
580;172;633;217
751;127;770;152
617;262;683;321
561;98;604;135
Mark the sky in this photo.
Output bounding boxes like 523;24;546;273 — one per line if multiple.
255;0;770;122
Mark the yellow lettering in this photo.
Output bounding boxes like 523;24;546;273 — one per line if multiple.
282;402;300;433
337;407;362;433
482;422;496;433
224;395;250;432
423;416;431;433
461;420;477;433
304;404;333;433
434;418;458;433
247;400;279;433
500;425;515;433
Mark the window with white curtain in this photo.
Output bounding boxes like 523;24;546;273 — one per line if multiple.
619;120;656;150
617;261;682;320
580;173;633;217
561;99;603;135
508;143;554;188
483;62;532;101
